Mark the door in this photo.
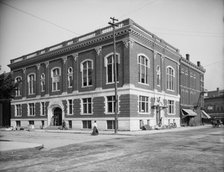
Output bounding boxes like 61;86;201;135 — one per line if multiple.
53;107;62;126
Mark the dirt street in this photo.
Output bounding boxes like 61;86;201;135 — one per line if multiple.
0;127;223;172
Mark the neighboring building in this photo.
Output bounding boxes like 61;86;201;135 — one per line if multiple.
204;88;224;122
9;19;184;131
179;54;206;126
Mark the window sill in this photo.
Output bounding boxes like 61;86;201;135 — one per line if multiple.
167;89;175;92
106;81;119;85
52;90;60;92
138;112;150;114
167;113;175;115
81;113;93;115
81;85;93;88
138;82;149;86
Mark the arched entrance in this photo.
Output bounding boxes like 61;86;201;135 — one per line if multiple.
52;107;62;126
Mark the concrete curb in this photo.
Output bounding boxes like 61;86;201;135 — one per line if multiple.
42;125;212;136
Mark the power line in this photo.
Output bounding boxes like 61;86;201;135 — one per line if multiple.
118;0;158;19
0;1;80;35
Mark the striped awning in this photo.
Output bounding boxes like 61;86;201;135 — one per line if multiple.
201;110;211;119
182;109;197;118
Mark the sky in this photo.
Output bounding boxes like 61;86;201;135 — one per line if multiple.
0;0;223;91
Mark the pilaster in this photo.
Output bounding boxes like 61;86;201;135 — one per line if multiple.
95;46;102;89
62;56;67;93
45;61;49;95
36;64;40;96
73;53;79;92
22;68;27;98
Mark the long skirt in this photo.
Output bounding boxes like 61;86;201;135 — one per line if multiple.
91;126;99;135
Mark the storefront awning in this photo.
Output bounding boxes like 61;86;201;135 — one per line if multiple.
201;110;211;119
182;109;197;118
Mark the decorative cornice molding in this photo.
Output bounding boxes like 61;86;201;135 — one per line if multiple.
73;53;78;62
45;61;49;68
36;63;40;70
95;46;102;55
62;56;67;64
123;39;134;48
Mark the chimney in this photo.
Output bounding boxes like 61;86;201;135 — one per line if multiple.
197;61;201;67
217;87;220;96
186;54;190;61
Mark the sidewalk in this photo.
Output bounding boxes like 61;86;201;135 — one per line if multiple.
0;125;212;152
47;125;212;135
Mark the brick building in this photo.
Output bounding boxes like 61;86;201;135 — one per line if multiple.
179;54;206;126
204;88;224;122
9;19;184;131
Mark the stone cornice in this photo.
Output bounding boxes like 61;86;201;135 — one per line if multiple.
9;27;130;70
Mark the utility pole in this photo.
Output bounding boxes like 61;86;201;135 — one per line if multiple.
108;17;119;134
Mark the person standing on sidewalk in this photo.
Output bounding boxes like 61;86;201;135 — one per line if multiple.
91;121;99;135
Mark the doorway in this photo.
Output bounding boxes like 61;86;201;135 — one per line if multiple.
53;107;62;126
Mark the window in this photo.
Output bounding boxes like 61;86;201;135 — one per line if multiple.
107;120;115;129
51;68;61;91
16;121;21;127
105;54;119;83
139;96;149;113
139;120;144;129
107;96;116;113
28;103;35;116
82;120;92;129
40;102;46;116
28;74;35;95
81;60;93;87
68;99;73;115
168;100;175;114
40;73;45;92
15;104;22;117
166;67;175;90
68;67;73;88
82;98;92;114
200;75;204;91
41;120;45;127
138;54;149;84
156;66;160;86
147;119;150;126
29;121;34;125
68;120;72;128
15;77;22;97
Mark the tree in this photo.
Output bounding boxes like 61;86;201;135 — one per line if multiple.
0;72;20;99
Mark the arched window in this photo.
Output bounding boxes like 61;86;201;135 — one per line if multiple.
156;65;160;86
104;53;120;84
27;73;35;95
40;73;45;92
67;67;73;88
51;67;61;91
15;76;22;97
138;54;149;84
166;66;175;90
81;60;93;87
